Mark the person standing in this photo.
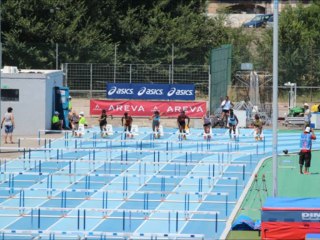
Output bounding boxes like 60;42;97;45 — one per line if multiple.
299;126;316;175
177;111;190;139
78;112;88;126
1;107;15;144
69;111;79;136
68;96;72;112
75;112;88;137
121;112;133;133
228;109;239;137
220;96;234;127
202;111;212;135
150;111;161;138
253;114;263;141
303;103;311;128
98;109;108;137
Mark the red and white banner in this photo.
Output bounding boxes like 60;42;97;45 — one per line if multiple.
90;99;207;118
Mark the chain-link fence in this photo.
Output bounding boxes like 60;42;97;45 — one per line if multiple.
63;63;210;99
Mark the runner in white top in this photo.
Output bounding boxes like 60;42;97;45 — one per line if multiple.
220;96;234;127
202;111;212;134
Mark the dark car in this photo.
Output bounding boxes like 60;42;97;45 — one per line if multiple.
242;14;273;28
266;15;274;28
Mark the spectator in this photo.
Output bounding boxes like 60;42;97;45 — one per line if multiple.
1;107;15;144
52;111;62;130
303;103;311;128
299;126;316;174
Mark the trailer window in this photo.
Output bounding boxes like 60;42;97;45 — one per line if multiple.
1;89;19;101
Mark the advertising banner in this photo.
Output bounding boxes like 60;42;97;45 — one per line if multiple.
106;83;195;100
90;99;206;118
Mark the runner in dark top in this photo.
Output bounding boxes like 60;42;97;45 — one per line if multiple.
121;112;133;133
177;111;190;138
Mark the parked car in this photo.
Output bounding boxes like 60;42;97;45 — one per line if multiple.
242;14;273;28
266;15;274;28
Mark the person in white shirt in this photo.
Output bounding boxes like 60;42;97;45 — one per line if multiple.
1;107;15;144
220;96;234;127
303;103;311;128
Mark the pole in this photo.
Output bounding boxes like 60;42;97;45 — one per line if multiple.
272;0;279;197
171;44;174;84
0;0;2;152
208;65;211;114
90;63;93;99
55;43;58;70
113;44;117;83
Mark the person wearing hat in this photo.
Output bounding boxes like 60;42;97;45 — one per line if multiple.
75;112;88;137
78;112;88;126
303;103;311;128
52;111;62;130
177;110;190;139
299;126;316;174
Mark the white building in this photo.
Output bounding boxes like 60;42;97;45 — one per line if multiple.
0;68;64;135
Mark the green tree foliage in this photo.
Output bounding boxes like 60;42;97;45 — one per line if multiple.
256;2;320;86
2;0;114;68
1;0;248;68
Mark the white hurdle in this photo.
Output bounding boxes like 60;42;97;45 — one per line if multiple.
102;124;114;137
74;124;86;138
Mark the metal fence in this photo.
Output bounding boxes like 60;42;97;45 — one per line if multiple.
63;63;210;99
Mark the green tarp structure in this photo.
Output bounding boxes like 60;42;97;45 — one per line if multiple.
209;44;232;113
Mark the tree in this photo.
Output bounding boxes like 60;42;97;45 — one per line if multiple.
256;2;320;87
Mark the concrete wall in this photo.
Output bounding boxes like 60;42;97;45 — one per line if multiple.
1;70;63;135
207;13;255;27
208;2;308;15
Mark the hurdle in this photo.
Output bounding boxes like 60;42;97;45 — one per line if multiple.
0;127;273;240
0;205;224;225
0;229;205;240
38;128;259;140
0;157;251;173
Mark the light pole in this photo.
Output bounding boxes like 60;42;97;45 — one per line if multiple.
0;0;2;151
272;0;279;197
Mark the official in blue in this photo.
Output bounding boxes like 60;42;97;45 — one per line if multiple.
299;126;316;174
